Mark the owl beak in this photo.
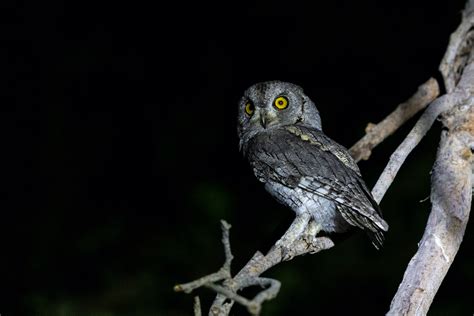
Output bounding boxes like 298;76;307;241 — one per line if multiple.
260;114;267;129
259;110;276;129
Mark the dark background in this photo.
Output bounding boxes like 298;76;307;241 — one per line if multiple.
5;0;473;315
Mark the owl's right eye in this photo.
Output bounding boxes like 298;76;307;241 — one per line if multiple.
245;101;255;116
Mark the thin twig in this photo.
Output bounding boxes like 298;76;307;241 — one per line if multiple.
193;296;202;316
245;277;281;313
350;78;440;162
174;221;233;294
207;277;281;316
220;220;233;272
370;93;460;203
206;283;253;308
209;214;333;314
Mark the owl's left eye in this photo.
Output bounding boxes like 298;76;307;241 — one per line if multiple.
274;96;289;110
245;101;255;116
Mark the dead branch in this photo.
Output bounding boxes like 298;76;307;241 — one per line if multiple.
174;220;233;294
388;106;473;315
350;78;440;163
194;297;202;316
175;216;334;316
387;1;474;312
371;92;462;203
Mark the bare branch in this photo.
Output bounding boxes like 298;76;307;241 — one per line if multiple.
440;2;474;93
220;220;233;272
371;92;461;203
174;221;233;294
207;277;281;316
194;296;202;316
370;23;473;202
176;214;333;316
388;106;473;315
388;1;474;312
209;214;333;315
350;78;440;162
207;283;254;310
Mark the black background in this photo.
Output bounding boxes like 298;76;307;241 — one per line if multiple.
5;0;473;315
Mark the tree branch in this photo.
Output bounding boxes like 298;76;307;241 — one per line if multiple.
194;296;202;316
388;1;474;312
208;214;334;316
388;106;473;315
349;78;439;163
371;92;461;203
174;221;232;294
440;3;474;93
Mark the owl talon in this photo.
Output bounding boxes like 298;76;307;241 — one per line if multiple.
302;233;317;245
305;220;322;237
280;245;293;261
275;213;311;248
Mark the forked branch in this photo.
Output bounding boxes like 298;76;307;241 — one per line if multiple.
349;78;439;163
388;1;474;312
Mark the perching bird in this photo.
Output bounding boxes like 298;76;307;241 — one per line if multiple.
237;81;388;249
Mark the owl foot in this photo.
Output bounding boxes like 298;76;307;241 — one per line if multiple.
272;213;311;260
301;220;322;251
281;220;330;260
274;213;311;248
304;236;335;254
305;220;322;237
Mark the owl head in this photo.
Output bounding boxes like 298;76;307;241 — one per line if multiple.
237;81;322;150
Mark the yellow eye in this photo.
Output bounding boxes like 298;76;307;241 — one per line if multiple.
274;96;289;110
245;102;254;116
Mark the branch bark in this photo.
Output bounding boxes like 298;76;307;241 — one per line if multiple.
387;106;473;315
175;217;334;316
371;92;461;203
387;2;474;310
349;78;439;163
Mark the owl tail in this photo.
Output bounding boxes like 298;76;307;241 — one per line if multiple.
337;204;387;250
367;229;385;250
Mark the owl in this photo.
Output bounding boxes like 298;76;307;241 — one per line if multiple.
237;81;388;249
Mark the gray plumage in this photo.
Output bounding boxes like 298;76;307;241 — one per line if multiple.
237;81;388;249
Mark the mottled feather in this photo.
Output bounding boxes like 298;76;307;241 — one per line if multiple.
237;81;388;249
244;125;388;248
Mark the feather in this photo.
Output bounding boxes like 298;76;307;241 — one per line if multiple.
246;124;388;247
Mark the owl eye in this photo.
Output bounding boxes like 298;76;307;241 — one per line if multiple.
245;101;255;116
274;96;289;110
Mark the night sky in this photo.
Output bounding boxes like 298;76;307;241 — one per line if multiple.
5;0;473;315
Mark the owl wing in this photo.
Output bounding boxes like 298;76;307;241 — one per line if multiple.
245;125;388;246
